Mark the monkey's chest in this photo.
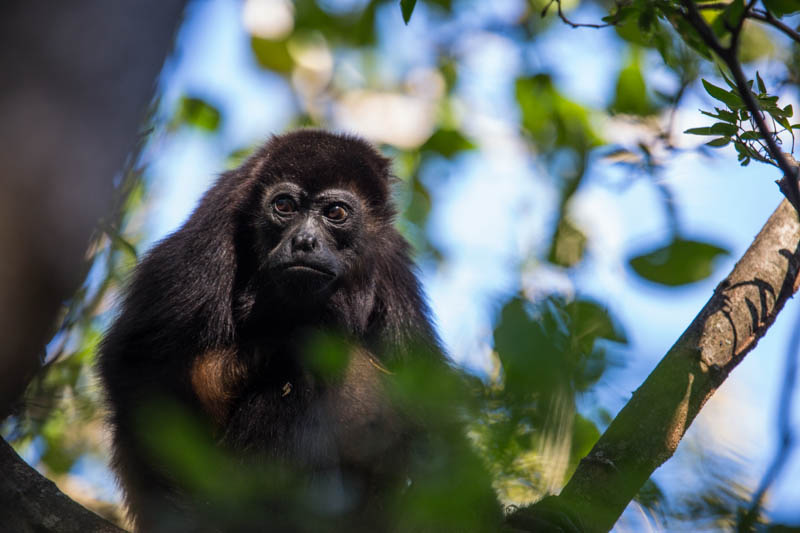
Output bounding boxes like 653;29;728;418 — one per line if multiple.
220;347;407;473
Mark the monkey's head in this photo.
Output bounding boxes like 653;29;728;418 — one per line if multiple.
245;130;396;305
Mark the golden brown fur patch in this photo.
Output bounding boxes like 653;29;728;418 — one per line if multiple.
189;348;244;427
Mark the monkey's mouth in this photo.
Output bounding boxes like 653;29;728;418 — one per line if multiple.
281;262;336;278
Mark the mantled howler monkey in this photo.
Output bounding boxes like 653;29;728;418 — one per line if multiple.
98;130;499;532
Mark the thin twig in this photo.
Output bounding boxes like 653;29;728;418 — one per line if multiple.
544;0;612;29
696;2;800;45
752;9;800;44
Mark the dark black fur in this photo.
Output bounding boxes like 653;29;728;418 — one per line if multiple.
98;130;491;532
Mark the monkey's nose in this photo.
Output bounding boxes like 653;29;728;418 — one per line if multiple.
291;232;318;251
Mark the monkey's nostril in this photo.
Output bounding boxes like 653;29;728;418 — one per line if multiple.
292;233;318;251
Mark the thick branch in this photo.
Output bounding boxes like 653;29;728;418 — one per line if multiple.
512;193;800;531
0;438;126;532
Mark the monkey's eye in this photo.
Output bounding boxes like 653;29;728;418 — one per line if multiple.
324;204;348;222
273;196;297;215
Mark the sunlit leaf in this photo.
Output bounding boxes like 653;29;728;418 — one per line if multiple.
250;37;293;74
710;0;744;38
174;96;222;132
569;414;601;471
611;49;656;116
516;74;603;151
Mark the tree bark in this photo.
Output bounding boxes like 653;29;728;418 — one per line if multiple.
514;195;800;531
0;0;186;420
0;439;125;533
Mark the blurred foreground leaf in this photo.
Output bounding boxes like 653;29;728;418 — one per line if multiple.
629;238;730;286
421;128;475;158
401;0;418;24
173;96;222;132
250;37;294;74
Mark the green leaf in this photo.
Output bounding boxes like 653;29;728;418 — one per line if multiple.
757;94;780;106
718;109;738;123
710;122;738;136
774;114;792;131
565;300;628;345
756;71;766;95
421;128;476;158
602;6;637;24
702;79;743;110
684;127;713;135
784;105;794;118
637;6;656;34
611;49;655;116
629;238;730;286
710;0;744;38
401;0;417;24
570;414;601;471
711;122;739;135
763;0;800;16
250;37;293;74
516;74;603;151
740;130;762;140
174;96;221;132
706;137;731;147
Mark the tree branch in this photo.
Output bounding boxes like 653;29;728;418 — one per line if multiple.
680;0;800;213
697;3;800;44
0;438;126;532
511;190;800;531
542;0;613;29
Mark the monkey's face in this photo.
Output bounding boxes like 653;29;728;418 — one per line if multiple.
259;181;365;301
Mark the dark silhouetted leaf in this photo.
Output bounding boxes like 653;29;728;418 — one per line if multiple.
763;0;800;16
740;131;762;140
421;128;475;158
629;238;730;286
706;137;730;147
684;126;713;135
756;71;766;94
710;122;738;136
401;0;417;24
